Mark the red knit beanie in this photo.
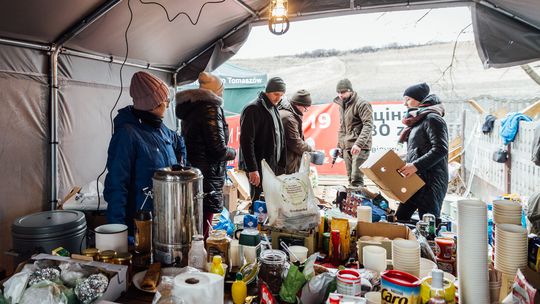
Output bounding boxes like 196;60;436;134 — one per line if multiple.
130;71;169;111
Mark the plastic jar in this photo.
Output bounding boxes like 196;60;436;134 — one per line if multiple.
206;230;230;264
258;249;287;295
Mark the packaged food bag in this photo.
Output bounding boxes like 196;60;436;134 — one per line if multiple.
262;153;319;230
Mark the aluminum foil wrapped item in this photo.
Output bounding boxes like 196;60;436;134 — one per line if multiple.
59;262;97;287
74;273;109;304
19;281;68;304
28;268;61;286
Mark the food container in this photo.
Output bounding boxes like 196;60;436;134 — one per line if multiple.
381;270;421;304
258;249;287;295
206;230;231;264
336;269;363;296
82;248;100;260
98;250;117;263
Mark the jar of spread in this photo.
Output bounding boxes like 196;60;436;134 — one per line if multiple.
98;250;117;263
112;252;133;283
206;230;230;264
258;249;287;295
82;248;100;260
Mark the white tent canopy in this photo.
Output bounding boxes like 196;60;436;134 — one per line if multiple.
1;0;539;267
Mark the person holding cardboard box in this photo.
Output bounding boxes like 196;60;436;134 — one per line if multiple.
396;83;449;220
334;79;374;187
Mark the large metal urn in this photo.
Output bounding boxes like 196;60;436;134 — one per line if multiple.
152;165;203;265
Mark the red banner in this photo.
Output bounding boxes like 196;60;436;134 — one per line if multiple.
227;101;406;175
226;103;345;174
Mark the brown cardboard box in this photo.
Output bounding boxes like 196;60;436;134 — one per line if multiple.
360;149;425;202
223;183;238;212
356;222;417;261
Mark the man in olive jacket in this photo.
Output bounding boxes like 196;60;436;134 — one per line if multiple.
239;77;287;202
279;89;314;174
334;79;373;187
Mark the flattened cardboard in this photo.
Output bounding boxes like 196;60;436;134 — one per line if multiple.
356;221;416;261
361;150;425;202
227;169;250;200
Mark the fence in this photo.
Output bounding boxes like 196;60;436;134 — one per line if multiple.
460;111;540;201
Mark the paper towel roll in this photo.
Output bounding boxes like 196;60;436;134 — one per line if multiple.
173;272;224;304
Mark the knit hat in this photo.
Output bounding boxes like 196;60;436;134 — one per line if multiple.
403;82;430;102
265;77;286;93
130;71;169;111
336;78;353;92
198;72;224;94
290;89;312;106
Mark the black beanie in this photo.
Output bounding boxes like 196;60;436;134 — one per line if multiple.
290;89;312;106
265;77;286;93
403;82;430;102
336;79;353;92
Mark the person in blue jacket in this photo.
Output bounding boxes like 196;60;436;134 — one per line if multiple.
104;71;186;233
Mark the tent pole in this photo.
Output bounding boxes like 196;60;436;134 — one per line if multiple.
49;47;60;210
61;48;175;74
0;37;51;51
233;0;258;17
54;0;123;46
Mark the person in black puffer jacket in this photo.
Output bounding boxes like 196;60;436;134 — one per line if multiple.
176;72;236;238
396;83;448;221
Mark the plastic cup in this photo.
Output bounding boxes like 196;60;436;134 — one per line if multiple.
288;245;308;263
363;246;387;273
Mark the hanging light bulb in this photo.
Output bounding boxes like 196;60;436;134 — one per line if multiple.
268;0;289;35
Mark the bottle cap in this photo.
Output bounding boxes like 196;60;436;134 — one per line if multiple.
235;272;243;281
213;255;222;263
431;269;444;289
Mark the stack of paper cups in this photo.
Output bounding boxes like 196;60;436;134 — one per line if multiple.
457;199;489;303
357;206;372;223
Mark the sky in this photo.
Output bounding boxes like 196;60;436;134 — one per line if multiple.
234;7;474;59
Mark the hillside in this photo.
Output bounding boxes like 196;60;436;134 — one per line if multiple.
230;41;540;104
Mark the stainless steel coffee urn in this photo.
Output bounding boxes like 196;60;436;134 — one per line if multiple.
152;165;203;265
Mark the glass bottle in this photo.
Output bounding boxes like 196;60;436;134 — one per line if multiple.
188;234;207;271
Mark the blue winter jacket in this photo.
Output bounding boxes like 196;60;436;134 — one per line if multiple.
104;106;186;231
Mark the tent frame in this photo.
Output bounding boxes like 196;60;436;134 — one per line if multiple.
0;0;537;209
0;0;264;209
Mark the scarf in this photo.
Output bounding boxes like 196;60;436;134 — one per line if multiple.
132;108;163;128
398;103;445;143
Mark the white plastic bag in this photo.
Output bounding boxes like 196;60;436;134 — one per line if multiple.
262;153;319;230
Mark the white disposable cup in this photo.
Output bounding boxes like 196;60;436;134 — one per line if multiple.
288;245;308;263
95;224;128;253
365;291;382;304
363;246;387;273
357;206;372;223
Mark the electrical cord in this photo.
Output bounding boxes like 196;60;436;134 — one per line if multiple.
95;0;134;213
138;0;225;25
94;0;225;214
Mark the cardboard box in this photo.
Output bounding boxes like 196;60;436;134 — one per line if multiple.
223;183;238;212
360;150;425;202
269;228;317;256
356;222;416;262
31;254;128;303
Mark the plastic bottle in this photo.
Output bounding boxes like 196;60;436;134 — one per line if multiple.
188;234;207;271
438;225;448;237
427;269;447;304
210;255;225;276
231;273;247;304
